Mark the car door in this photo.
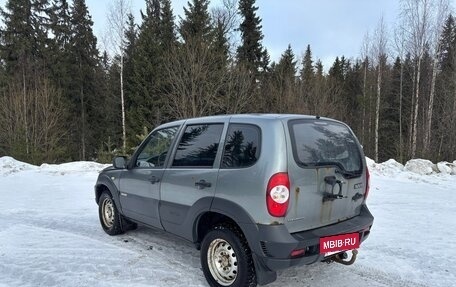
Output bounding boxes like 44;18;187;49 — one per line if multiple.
159;122;226;239
119;126;180;228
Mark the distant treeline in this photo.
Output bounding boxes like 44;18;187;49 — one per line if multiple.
0;0;455;164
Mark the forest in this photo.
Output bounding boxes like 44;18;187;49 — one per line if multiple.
0;0;455;165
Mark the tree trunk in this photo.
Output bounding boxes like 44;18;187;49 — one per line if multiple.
452;77;456;159
399;60;404;163
362;59;367;145
81;85;86;161
120;53;126;154
424;54;438;156
375;64;381;162
408;65;416;157
411;56;422;159
22;67;29;155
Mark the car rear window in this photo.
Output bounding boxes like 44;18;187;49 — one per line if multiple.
288;119;362;173
221;124;261;168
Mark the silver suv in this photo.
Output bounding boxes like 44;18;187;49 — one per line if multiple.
95;114;374;287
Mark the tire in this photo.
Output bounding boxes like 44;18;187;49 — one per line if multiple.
201;225;257;287
98;191;125;235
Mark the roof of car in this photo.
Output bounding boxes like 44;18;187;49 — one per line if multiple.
157;114;339;129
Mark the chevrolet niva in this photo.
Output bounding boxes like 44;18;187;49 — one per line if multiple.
95;114;374;287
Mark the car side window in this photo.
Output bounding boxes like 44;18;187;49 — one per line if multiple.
222;124;261;168
172;124;224;168
136;126;179;168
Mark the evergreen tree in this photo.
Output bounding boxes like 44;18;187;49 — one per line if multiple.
271;45;297;113
47;0;71;88
329;57;344;82
379;57;401;161
179;0;211;43
300;45;314;87
236;0;266;76
68;0;100;160
160;0;177;48
123;12;137;116
0;0;35;74
300;44;314;106
344;60;363;130
436;15;456;159
128;0;177;144
276;45;297;80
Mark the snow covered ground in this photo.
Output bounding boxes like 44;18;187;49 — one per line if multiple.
0;156;455;287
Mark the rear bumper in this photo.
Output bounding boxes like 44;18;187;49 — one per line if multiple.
253;204;374;272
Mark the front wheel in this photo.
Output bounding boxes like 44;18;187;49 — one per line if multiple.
200;225;257;287
98;191;125;235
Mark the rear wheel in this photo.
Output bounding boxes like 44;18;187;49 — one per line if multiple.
201;225;257;287
98;192;125;235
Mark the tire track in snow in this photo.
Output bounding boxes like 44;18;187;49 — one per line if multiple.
0;208;439;287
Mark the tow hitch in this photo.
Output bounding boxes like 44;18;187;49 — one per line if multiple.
325;249;358;265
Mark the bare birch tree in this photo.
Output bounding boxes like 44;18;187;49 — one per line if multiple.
400;0;433;158
423;0;449;155
360;32;370;145
106;0;131;154
393;26;407;162
372;16;388;162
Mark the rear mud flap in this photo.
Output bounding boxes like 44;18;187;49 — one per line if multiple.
252;253;277;286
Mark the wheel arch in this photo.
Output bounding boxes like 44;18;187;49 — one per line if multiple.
194;198;259;252
95;174;121;210
195;198;277;285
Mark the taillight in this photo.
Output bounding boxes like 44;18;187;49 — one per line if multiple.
364;166;370;202
266;173;290;217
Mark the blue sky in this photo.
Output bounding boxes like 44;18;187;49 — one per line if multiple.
1;0;455;69
87;0;401;68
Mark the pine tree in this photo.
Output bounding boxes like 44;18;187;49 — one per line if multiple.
123;12;137;115
179;0;211;43
128;0;169;143
272;45;297;113
300;45;314;86
236;0;266;77
379;57;401;161
160;0;177;48
68;0;100;160
329;57;344;82
0;0;72;163
300;44;314;106
47;0;71;88
344;60;363;131
0;0;41;157
436;15;456;159
0;0;35;74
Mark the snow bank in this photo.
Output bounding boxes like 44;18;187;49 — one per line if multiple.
366;157;456;183
368;158;405;177
0;156;108;176
0;156;37;176
405;159;436;175
436;162;453;174
40;161;109;175
2;155;455;179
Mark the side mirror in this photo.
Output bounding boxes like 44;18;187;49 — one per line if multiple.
113;156;127;169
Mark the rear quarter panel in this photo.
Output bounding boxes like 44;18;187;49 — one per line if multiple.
215;117;288;225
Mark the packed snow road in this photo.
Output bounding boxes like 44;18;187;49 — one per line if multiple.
0;157;454;287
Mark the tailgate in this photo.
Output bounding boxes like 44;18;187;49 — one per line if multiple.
284;119;366;233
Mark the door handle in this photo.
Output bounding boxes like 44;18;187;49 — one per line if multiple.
149;176;160;184
195;180;211;189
